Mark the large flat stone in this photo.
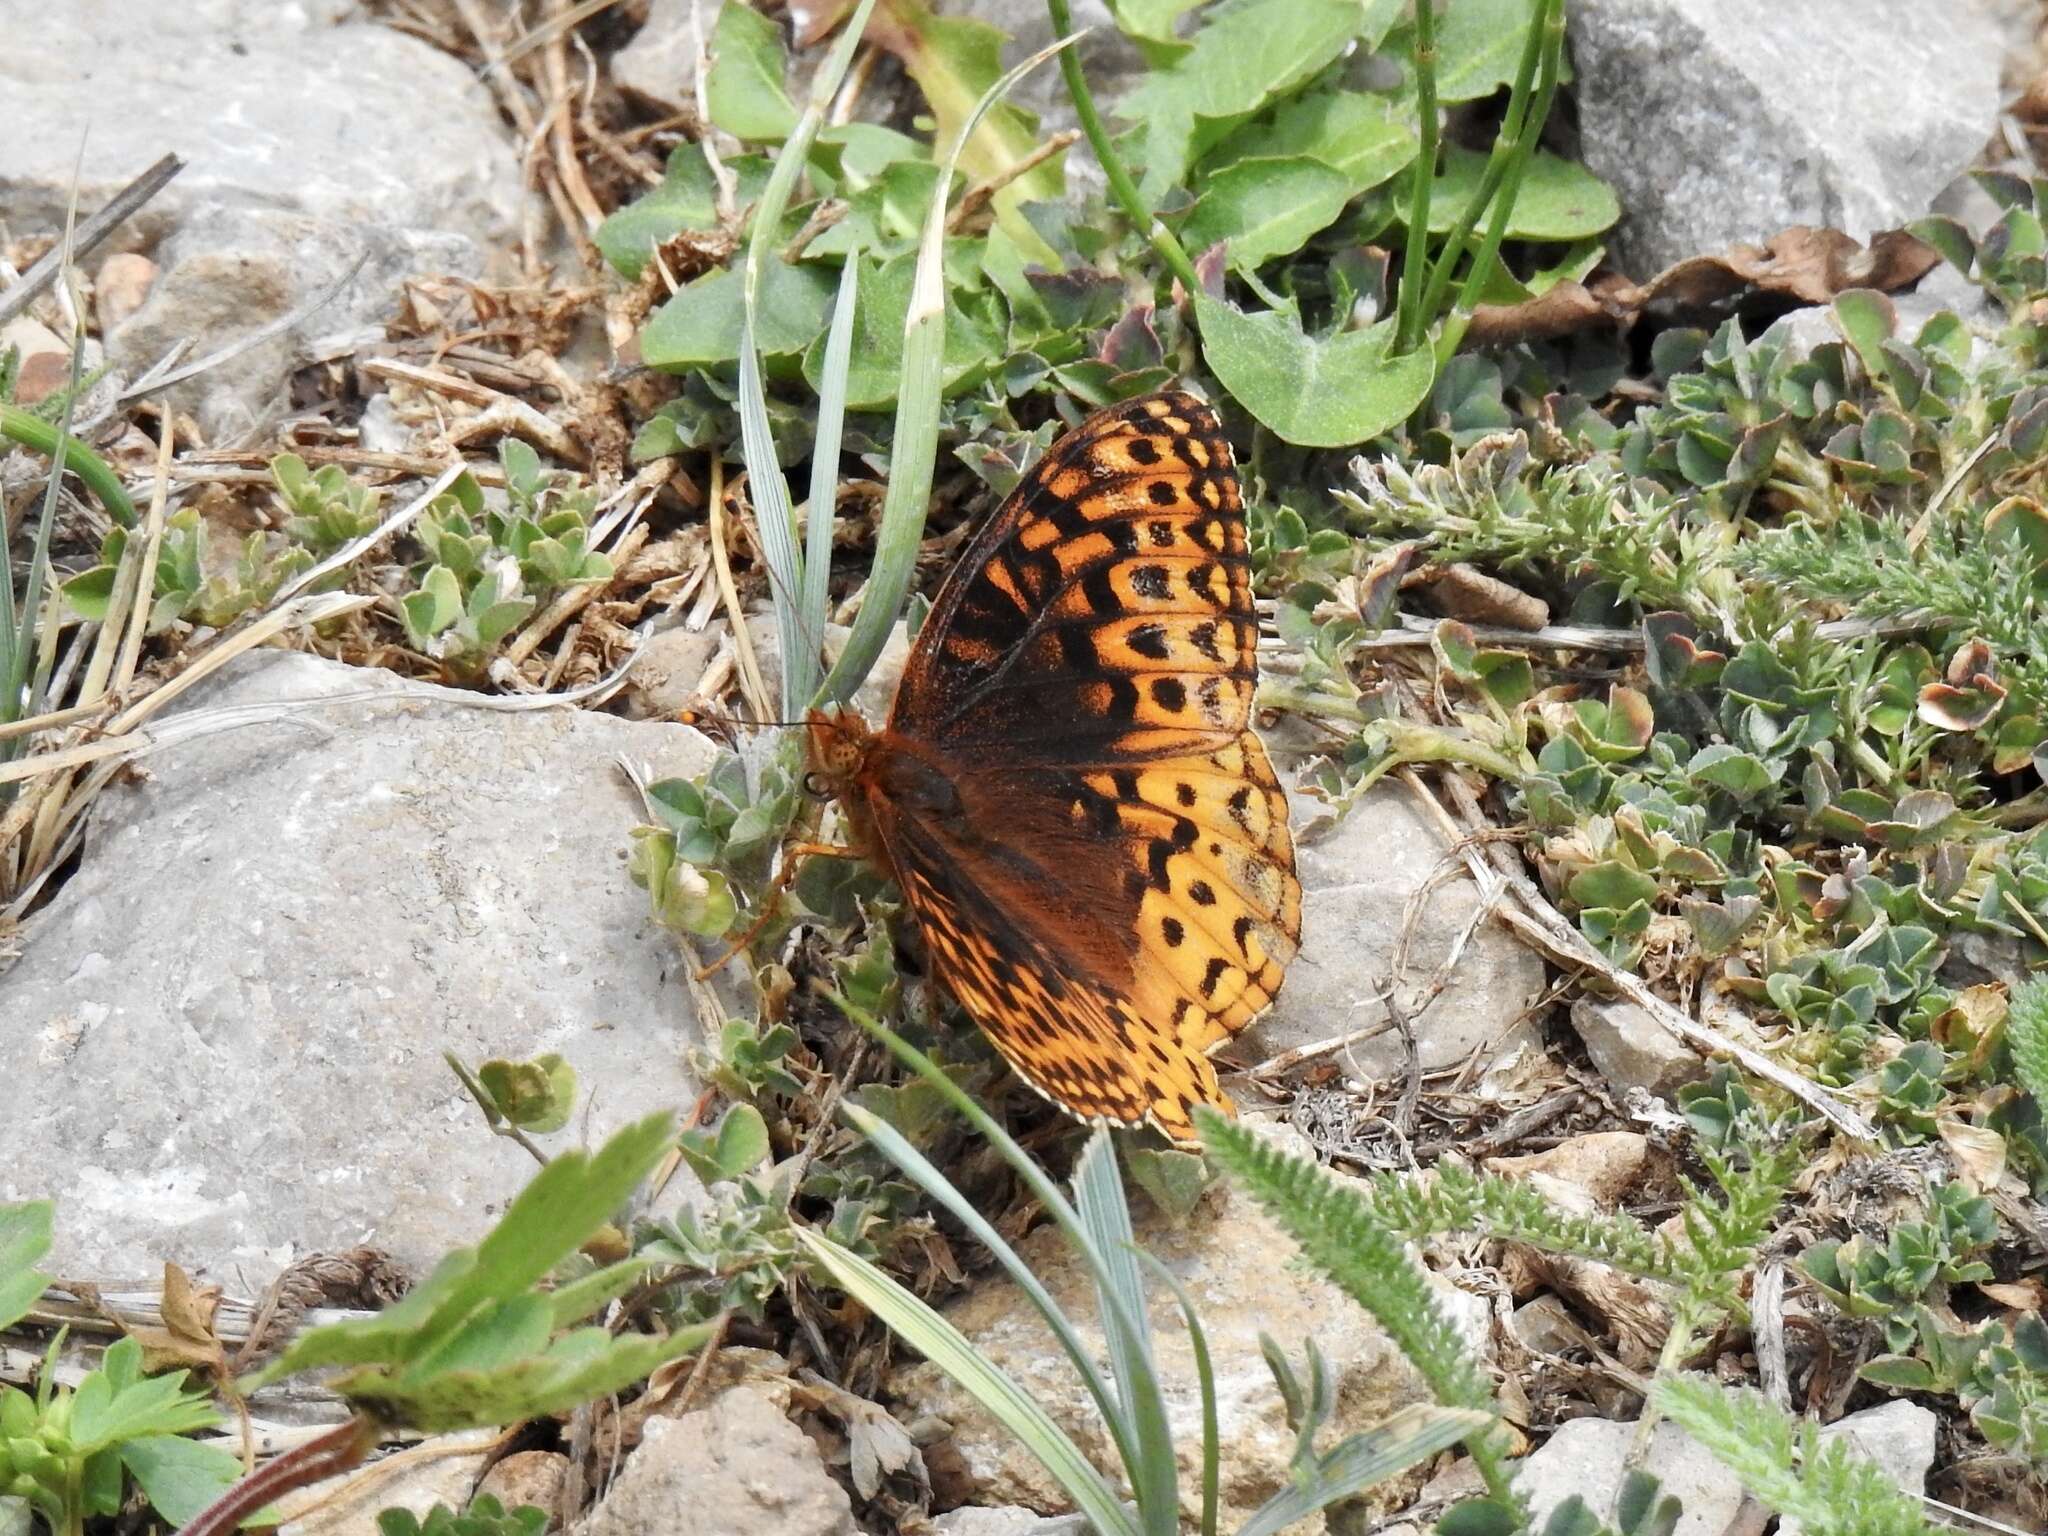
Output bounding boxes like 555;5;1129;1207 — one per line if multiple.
0;652;715;1288
1248;778;1546;1080
1571;0;2003;275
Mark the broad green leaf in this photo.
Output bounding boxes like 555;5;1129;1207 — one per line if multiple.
341;1324;714;1434
706;2;798;141
594;147;771;280
1427;146;1619;242
641;260;839;370
871;0;1063;235
677;1103;771;1184
805;160;948;259
1204;89;1417;192
798;249;1002;411
1105;0;1202;50
1387;0;1562;103
0;1201;53;1334
1181;155;1357;272
118;1434;244;1526
1119;0;1402;195
1195;294;1434;447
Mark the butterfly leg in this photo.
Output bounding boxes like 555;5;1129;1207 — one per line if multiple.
692;840;859;979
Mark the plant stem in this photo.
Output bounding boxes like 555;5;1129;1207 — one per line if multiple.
176;1412;382;1536
1394;0;1440;354
0;404;138;527
1043;0;1201;295
1414;0;1553;327
1434;0;1566;367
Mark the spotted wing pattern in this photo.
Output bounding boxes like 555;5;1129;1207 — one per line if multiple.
856;391;1301;1142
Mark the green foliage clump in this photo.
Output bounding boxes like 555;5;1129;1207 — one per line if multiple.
376;1495;546;1536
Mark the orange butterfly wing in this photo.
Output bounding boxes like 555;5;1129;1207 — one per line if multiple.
833;391;1300;1142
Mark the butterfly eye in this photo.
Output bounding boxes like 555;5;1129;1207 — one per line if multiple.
802;771;833;799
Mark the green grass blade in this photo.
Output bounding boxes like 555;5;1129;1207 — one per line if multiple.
819;29;1083;704
842;1102;1140;1477
736;0;881;715
1236;1404;1494;1536
5;349;83;731
802;252;862;673
1133;1249;1218;1536
1074;1132;1177;1536
796;1228;1141;1536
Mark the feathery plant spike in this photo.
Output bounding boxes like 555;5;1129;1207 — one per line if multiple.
736;0;880;716
1654;1376;1943;1536
2009;977;2048;1106
817;28;1085;705
1195;1108;1523;1514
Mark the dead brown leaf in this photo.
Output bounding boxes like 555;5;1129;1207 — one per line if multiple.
121;1262;228;1380
1466;227;1940;348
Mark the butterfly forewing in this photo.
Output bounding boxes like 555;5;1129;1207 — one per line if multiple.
851;391;1302;1143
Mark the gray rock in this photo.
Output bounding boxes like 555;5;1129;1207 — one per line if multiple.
1570;0;2004;275
109;207;482;443
1568;998;1705;1100
1514;1416;1742;1536
612;0;697;111
272;1430;497;1535
932;1510;1088;1536
987;0;1149;142
0;651;714;1287
1778;1400;1938;1536
0;1496;29;1536
890;1124;1488;1529
1248;781;1545;1082
1;5;522;436
574;1386;856;1536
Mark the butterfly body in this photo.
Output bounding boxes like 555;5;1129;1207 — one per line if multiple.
808;392;1301;1143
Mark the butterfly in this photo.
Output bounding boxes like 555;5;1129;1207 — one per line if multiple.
807;390;1301;1143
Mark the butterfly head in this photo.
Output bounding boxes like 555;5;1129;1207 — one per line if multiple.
803;707;875;796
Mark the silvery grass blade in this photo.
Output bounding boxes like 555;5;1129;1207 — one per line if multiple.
840;1100;1140;1477
801;251;861;676
1074;1131;1178;1536
1235;1404;1493;1536
737;0;880;715
1133;1250;1219;1536
829;993;1171;1485
795;1227;1142;1536
818;28;1084;704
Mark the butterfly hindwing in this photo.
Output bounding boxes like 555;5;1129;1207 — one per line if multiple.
845;390;1303;1143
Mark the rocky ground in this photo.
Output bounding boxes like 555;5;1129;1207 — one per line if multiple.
1;2;2042;1534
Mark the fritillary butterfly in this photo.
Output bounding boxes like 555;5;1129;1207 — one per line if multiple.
807;390;1301;1143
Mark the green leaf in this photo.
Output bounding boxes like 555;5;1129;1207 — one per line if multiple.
871;0;1064;232
1105;0;1202;49
1123;1147;1214;1226
1181;155;1358;272
798;250;1002;409
1427;146;1619;241
69;1341;218;1454
1238;1404;1493;1536
676;1103;771;1184
1119;0;1403;195
595;148;771;280
1204;89;1418;191
1194;293;1435;447
1567;861;1660;913
474;1054;578;1134
1388;0;1561;103
118;1434;244;1526
246;1112;678;1394
0;1202;53;1334
706;2;797;142
796;1228;1139;1536
641;260;838;371
59;563;120;621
